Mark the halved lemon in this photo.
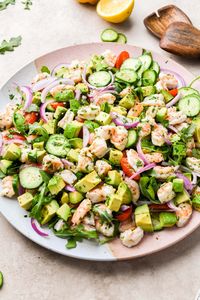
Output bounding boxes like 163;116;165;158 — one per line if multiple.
97;0;134;23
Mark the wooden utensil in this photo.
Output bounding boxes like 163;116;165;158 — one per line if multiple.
144;5;192;39
160;22;200;58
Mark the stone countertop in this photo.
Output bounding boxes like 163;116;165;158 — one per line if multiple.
0;1;200;299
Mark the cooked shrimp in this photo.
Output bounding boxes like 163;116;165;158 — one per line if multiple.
120;227;144;248
31;72;50;84
86;185;115;203
0;176;15;198
95;160;112;177
78;105;100;120
153;166;175;180
20;146;32;163
175;122;189;132
89;137;108;158
95;219;115;237
94;93;116;106
186;157;200;173
128;102;143;118
102;50;117;67
71;199;92;225
144;152;164;163
143;106;158;125
77;148;94;173
124;177;140;203
50;84;72;98
157;182;176;203
59;170;77;185
158;73;178;90
110;126;128;151
151;124;168;146
167;107;187;125
126;149;144;171
176;202;192;227
186;138;195;156
119;218;135;233
58;110;75;129
0;103;16;129
42;154;64;173
142;94;165;107
82;211;95;226
138;122;151;138
94;125;114;140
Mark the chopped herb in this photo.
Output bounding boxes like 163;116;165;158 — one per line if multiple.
0;0;15;11
22;0;32;9
0;36;22;55
41;65;50;74
0;271;3;289
9;94;15;100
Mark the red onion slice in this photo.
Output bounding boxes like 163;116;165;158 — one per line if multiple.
191;172;198;185
75;89;81;101
32;77;56;92
121;205;130;211
83;125;90;148
160;69;186;88
61;159;74;167
20;86;33;109
167;201;180;212
40;100;54;123
175;172;194;193
136;138;149;165
51;63;70;77
41;78;74;103
31;218;49;237
65;184;76;192
166;92;181;108
163;137;172;145
111;113;139;129
168;125;178;133
129;163;156;179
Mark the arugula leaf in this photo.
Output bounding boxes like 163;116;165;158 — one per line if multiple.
55;224;98;241
179;124;196;143
13;112;28;134
0;0;15;11
0;170;5;179
29;122;49;143
172;142;187;165
139;176;159;202
22;0;32;9
30;185;52;222
41;65;50;74
0;36;22;54
39;170;51;184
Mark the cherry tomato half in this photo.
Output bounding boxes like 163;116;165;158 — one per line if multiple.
120;157;140;181
50;102;65;110
4;134;26;141
168;89;178;97
24;112;38;124
115;51;130;69
116;207;133;222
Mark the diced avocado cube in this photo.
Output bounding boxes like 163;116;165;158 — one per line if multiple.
173;178;184;193
41;200;59;225
55;89;74;102
37;150;46;163
54;106;67;119
33;141;44;150
192;195;200;212
64;121;83;138
119;93;135;109
109;149;123;166
159;212;177;227
117;182;132;204
141;86;156;97
69;191;84;204
110;106;127;116
174;189;190;205
67;149;80;162
106;170;122;187
28;149;37;163
56;203;71;221
84;120;99;132
32;92;41;105
48;176;65;195
95;111;112;125
151;213;163;231
18;192;33;210
42;120;56;134
69;138;83;149
0;160;12;174
76;83;89;94
126;129;138;148
135;204;153;232
3;144;21;161
107;194;122;212
161;90;173;103
61;192;69;204
193;119;200;143
74;171;101;193
69;99;80;114
156;107;167;123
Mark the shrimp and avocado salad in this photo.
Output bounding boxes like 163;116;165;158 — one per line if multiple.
1;48;200;250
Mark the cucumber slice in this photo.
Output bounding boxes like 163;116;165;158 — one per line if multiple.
142;70;157;86
116;33;127;44
178;94;200;117
151;61;160;74
115;69;138;84
179;87;199;97
101;28;119;42
138;54;152;77
88;71;111;87
126;129;138;148
46;134;70;157
121;58;141;71
12;174;19;195
19;167;43;189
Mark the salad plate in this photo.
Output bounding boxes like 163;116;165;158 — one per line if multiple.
0;42;200;261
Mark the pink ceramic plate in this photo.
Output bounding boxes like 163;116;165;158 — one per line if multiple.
0;43;200;261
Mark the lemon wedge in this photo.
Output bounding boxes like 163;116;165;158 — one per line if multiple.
97;0;134;23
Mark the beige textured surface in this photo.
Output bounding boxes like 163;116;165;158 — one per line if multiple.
0;0;200;299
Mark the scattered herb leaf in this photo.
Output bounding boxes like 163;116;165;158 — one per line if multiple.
0;0;15;11
0;36;22;55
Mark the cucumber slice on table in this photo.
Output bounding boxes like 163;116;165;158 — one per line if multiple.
178;94;200;117
88;71;111;87
179;87;199;97
115;69;138;84
121;58;141;71
116;33;127;44
19;167;43;189
101;28;119;42
142;70;157;86
46;134;69;157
